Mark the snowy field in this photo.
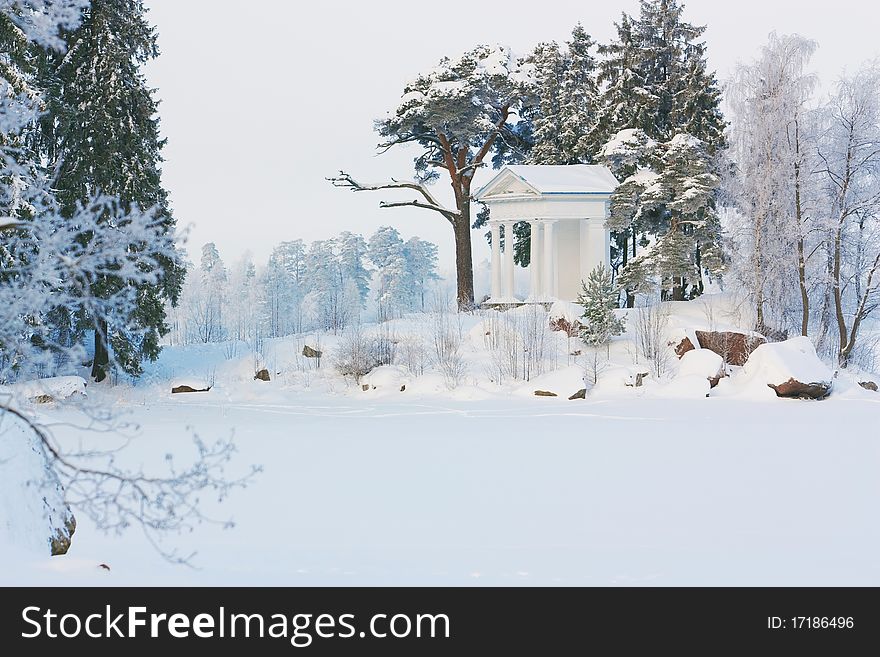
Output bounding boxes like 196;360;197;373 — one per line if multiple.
2;299;879;587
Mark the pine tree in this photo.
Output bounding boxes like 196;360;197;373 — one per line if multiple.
593;1;727;300
561;24;599;162
593;13;649;152
526;41;567;165
368;226;409;320
640;133;722;299
577;264;625;347
197;243;227;343
335;231;370;307
403;237;440;311
42;0;183;381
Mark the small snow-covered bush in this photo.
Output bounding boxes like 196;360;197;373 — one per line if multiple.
334;329;396;382
484;305;557;383
430;309;466;390
634;303;671;378
397;336;430;377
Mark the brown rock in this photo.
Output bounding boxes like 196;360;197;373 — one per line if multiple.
362;384;370;391
769;378;832;400
695;330;766;366
674;336;696;358
171;385;211;394
625;372;650;388
534;390;558;397
302;345;323;359
549;317;582;337
708;373;726;389
32;394;55;404
254;369;271;381
569;389;587;400
859;381;878;392
49;514;76;556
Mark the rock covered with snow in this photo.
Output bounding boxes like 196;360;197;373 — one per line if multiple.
548;301;583;336
657;374;711;399
5;376;86;404
740;337;834;400
678;349;725;388
695;330;767;366
171;378;213;394
360;366;409;392
516;366;586;400
0;414;76;557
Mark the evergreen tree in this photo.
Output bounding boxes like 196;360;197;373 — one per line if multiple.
526;41;567;165
577;264;625;347
335;231;370;307
640;133;723;299
368;226;409;320
197;242;226;342
41;0;183;381
560;24;600;162
593;13;649;152
403;236;440;311
593;1;727;301
263;240;307;337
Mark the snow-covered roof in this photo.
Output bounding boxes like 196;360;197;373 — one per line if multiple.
475;165;618;199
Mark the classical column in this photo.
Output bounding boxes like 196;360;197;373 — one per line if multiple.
587;217;610;273
503;221;516;300
543;219;557;299
529;220;542;300
490;222;502;301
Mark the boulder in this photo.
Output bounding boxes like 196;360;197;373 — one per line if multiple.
171;384;211;394
695;330;766;366
302;345;323;359
859;381;878;392
568;389;587;400
0;416;77;556
548;300;584;337
674;336;696;358
679;349;726;388
740;337;833;400
549;317;582;337
770;378;833;400
50;514;77;556
518;366;586;400
624;372;650;387
360;365;409;392
254;369;271;382
7;376;87;404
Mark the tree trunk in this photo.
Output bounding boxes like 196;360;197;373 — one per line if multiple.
796;236;809;337
452;214;475;310
792;120;810;337
91;318;109;382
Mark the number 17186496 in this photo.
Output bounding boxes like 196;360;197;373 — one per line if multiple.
768;617;854;630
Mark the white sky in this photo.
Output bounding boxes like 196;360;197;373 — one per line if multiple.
142;0;880;271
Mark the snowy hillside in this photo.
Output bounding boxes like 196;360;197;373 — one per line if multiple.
3;296;879;585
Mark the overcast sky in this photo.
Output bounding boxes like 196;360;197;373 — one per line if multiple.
142;0;879;272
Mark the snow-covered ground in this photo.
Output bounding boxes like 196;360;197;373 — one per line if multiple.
2;296;879;586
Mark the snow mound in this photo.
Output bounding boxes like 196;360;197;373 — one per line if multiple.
549;300;583;324
5;376;86;403
726;337;833;399
516;366;585;399
742;337;832;384
656;374;711;399
361;366;409;392
0;414;75;557
679;349;724;379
